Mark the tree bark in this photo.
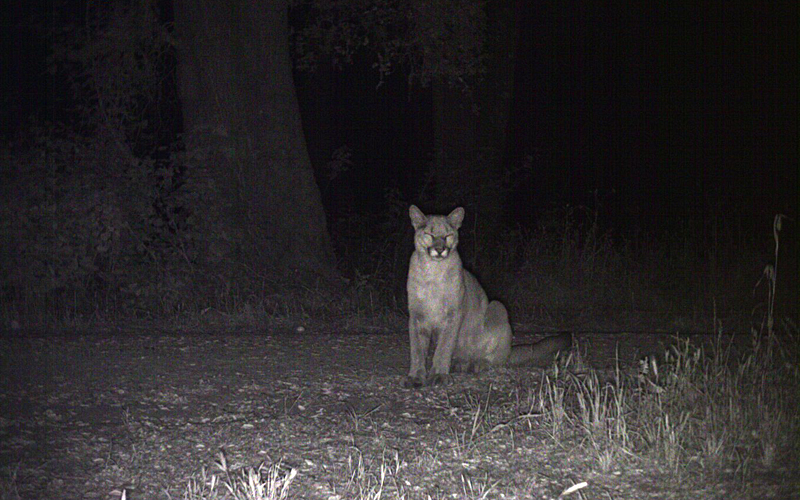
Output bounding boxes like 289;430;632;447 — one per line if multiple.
174;0;333;274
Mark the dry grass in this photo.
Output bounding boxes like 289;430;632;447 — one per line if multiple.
181;451;297;500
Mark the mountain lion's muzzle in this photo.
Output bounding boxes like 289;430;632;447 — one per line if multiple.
427;236;451;259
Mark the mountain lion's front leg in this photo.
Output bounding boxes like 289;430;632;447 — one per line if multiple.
428;316;459;385
405;313;430;388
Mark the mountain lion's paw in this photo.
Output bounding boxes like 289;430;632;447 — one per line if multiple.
404;375;425;388
426;373;452;386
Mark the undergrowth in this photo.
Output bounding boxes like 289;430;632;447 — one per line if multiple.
2;181;792;334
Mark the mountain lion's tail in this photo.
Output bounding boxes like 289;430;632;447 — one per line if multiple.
507;333;572;367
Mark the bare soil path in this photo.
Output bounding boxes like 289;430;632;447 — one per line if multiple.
0;329;784;499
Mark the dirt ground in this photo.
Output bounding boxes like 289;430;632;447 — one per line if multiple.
0;328;789;499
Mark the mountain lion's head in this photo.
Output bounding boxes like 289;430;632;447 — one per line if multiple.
409;205;465;261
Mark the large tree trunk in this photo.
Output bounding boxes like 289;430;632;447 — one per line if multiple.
174;0;333;275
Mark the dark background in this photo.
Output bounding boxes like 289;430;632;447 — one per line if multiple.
293;2;797;232
1;0;797;331
4;1;797;227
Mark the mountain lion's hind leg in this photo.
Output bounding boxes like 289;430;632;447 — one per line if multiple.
482;301;512;365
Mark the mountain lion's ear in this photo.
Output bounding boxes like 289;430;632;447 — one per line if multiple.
447;207;465;229
409;205;427;229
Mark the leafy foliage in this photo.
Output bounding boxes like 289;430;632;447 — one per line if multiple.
293;0;486;88
1;1;208;322
49;0;174;141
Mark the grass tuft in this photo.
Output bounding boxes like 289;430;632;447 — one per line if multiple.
183;450;297;500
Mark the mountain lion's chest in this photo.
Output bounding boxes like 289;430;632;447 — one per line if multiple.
407;252;465;320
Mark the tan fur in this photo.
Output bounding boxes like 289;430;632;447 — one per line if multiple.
405;205;571;387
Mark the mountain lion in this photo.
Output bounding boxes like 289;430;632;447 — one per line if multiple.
405;205;571;387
